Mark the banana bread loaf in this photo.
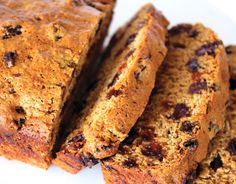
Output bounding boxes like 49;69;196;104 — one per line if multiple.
0;0;115;169
193;47;236;184
101;24;229;184
53;4;169;173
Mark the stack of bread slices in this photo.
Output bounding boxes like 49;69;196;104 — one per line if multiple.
0;1;235;183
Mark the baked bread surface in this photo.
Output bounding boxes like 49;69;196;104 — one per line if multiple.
0;0;115;169
101;23;229;184
53;3;169;173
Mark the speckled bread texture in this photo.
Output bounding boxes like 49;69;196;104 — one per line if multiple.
53;4;169;174
101;23;229;184
193;48;236;184
0;0;115;169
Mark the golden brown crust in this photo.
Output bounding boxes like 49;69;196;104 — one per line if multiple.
0;0;115;169
53;3;169;173
101;23;229;184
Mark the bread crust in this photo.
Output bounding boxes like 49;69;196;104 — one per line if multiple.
101;23;229;184
53;4;169;173
0;0;115;169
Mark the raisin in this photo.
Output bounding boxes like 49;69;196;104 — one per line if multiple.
230;79;236;90
125;49;135;60
122;127;137;145
106;89;123;99
196;40;223;56
125;33;137;47
14;118;26;130
188;80;207;94
183;139;198;150
172;43;186;49
141;142;165;161
2;25;22;39
79;152;98;167
106;165;113;171
180;121;197;134
139;126;155;141
68;134;85;149
69;134;85;143
227;138;236;155
15;106;26;114
210;154;223;171
123;158;137;168
170;103;190;120
225;46;233;55
186;58;200;73
168;24;192;36
4;52;17;68
188;30;199;38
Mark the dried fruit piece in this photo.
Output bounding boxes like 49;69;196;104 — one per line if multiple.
2;25;22;39
125;33;137;47
210;154;223;171
141;142;165;161
125;49;135;60
123;158;137;168
188;29;199;38
188;80;207;94
183;139;198;150
226;138;236;155
195;40;223;56
4;52;17;68
170;103;190;120
79;152;98;167
180;121;197;134
15;106;26;114
168;24;192;36
67;134;85;150
106;89;123;99
186;58;200;73
139;126;155;141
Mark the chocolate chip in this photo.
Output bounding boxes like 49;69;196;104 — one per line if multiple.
188;30;199;38
230;79;236;90
227;138;236;155
188;80;207;94
4;52;17;68
125;49;135;60
183;139;198;150
106;89;123;99
122;127;137;145
2;25;22;39
180;121;197;134
125;33;137;47
172;43;186;49
186;58;200;73
196;40;223;56
123;158;137;168
168;24;192;36
141;142;165;161
14;118;26;130
15;106;26;114
170;103;190;120
210;154;223;171
79;152;98;167
225;46;233;55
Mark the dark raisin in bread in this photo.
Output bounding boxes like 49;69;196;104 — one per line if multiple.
53;3;169;173
0;0;115;169
193;47;236;184
101;23;229;184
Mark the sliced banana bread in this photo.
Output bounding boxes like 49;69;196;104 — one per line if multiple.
0;0;115;169
53;4;169;173
101;24;229;184
193;48;236;184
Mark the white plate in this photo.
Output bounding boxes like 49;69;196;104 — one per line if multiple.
0;0;235;184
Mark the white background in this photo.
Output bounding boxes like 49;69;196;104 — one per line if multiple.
0;0;235;184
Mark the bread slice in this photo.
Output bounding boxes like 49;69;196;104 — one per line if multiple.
193;48;236;184
53;4;169;173
0;0;115;169
101;24;229;184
